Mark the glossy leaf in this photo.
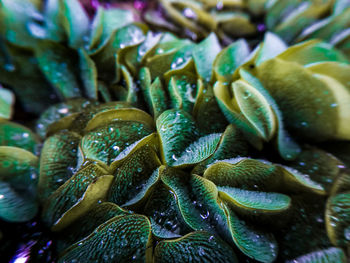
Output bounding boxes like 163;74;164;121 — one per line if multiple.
326;192;350;247
256;57;346;142
214;39;250;82
89;7;134;50
0;146;38;183
80;121;153;165
43;0;65;42
144;182;192;239
219;187;291;214
192;124;250;175
277;40;349;65
139;68;168;118
79;49;98;100
42;161;111;231
35;99;98;138
0;86;14;120
172;133;221;167
161;168;232;243
156;109;199;165
203;158;280;191
0;121;39;154
84;108;154;132
0;181;38;222
108;145;161;207
60;0;89;48
168;74;197;113
154;231;238;263
38;131;81;200
193;81;228;134
56;202;131;252
239;69;301;160
233;80;276;141
286;247;346;263
0;0;41;47
193;33;221;82
58;215;152;263
224;205;278;263
35;41;82;99
255;32;287;66
213;81;264;150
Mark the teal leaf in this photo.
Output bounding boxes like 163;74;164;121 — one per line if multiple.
156;109;199;165
89;7;134;50
0;87;14;120
79;49;98;100
0;0;40;47
286;247;346;263
239;69;301;160
154;231;238;263
60;0;90;48
35;41;82;99
58;215;152;262
0;181;38;222
225;205;278;263
214;39;250;82
172;133;222;167
255;32;288;66
193;33;221;82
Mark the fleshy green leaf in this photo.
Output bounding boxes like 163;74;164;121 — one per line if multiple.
255;32;287;66
156;109;199;165
214;39;250;82
225;205;278;263
38;131;81;200
239;69;301;160
172;133;221;167
60;0;89;48
161;168;232;243
58;215;152;262
139;68;168;118
326;192;350;247
0;0;41;47
35;41;82;99
0;87;14;120
233;80;276;141
286;247;346;263
108;145;161;207
42;161;112;231
154;231;238;263
89;7;134;50
0;181;38;222
144;182;192;239
56;202;131;253
0;121;39;153
218;187;291;214
80;121;153;165
79;49;98;100
193;33;221;82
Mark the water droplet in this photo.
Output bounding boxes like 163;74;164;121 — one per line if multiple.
243;90;251;99
183;8;197;19
200;211;210;219
330;103;338;108
216;1;223;10
300;121;308;127
198;247;205;256
58;108;69;114
4;63;15;72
